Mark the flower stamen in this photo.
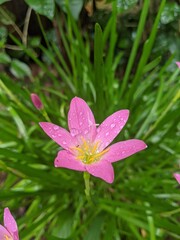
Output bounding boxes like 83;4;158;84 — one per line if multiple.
71;137;109;164
4;235;13;240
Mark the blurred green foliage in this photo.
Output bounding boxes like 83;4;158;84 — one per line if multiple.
0;0;180;239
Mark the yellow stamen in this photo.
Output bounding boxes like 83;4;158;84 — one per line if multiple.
93;148;109;159
71;137;109;164
91;141;99;154
4;235;13;240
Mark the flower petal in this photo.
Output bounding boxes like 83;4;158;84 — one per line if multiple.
103;139;147;163
0;225;12;239
95;110;129;151
176;62;180;69
4;208;19;240
39;122;77;150
86;160;114;183
54;150;86;171
174;173;180;184
68;97;96;139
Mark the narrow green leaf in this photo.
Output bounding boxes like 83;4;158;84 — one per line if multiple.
119;0;150;97
94;23;104;119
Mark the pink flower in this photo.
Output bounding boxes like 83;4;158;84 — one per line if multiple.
176;62;180;69
39;97;147;183
30;93;43;110
0;208;19;240
174;173;180;184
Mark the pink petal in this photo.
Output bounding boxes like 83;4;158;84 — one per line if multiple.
86;160;114;183
95;110;129;151
4;208;19;240
174;173;180;184
54;150;86;171
103;139;147;163
39;122;77;150
176;62;180;69
0;225;12;239
68;97;96;139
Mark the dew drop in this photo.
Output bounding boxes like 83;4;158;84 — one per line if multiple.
122;151;125;155
71;129;79;137
53;126;59;130
52;134;56;138
79;122;83;126
63;141;67;145
97;127;101;133
58;134;62;137
80;111;83;116
110;123;115;129
84;130;88;134
106;132;109;136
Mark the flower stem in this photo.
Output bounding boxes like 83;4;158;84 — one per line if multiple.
41;109;51;122
83;172;92;203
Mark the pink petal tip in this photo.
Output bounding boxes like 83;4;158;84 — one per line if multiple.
176;62;180;69
174;173;180;184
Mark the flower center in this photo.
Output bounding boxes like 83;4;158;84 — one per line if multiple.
71;137;109;164
4;235;13;240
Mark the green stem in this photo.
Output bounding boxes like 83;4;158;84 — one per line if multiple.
83;172;92;203
41;109;51;122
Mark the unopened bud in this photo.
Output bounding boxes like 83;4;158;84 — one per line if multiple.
31;93;43;110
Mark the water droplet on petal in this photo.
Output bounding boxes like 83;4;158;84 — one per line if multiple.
58;134;62;137
80;111;83;116
80;122;83;126
106;132;109;136
71;129;79;137
53;126;59;130
63;141;66;144
52;134;56;138
110;123;115;129
97;127;101;133
122;151;125;155
84;130;88;134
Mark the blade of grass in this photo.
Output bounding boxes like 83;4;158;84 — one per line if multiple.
119;0;150;98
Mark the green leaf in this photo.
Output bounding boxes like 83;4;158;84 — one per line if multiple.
84;215;104;240
10;59;31;78
55;0;83;20
94;23;104;120
0;0;10;4
0;52;11;64
25;0;55;20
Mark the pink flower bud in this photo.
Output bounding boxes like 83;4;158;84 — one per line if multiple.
31;93;43;110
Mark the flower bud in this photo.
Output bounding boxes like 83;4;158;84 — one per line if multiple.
31;93;43;110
